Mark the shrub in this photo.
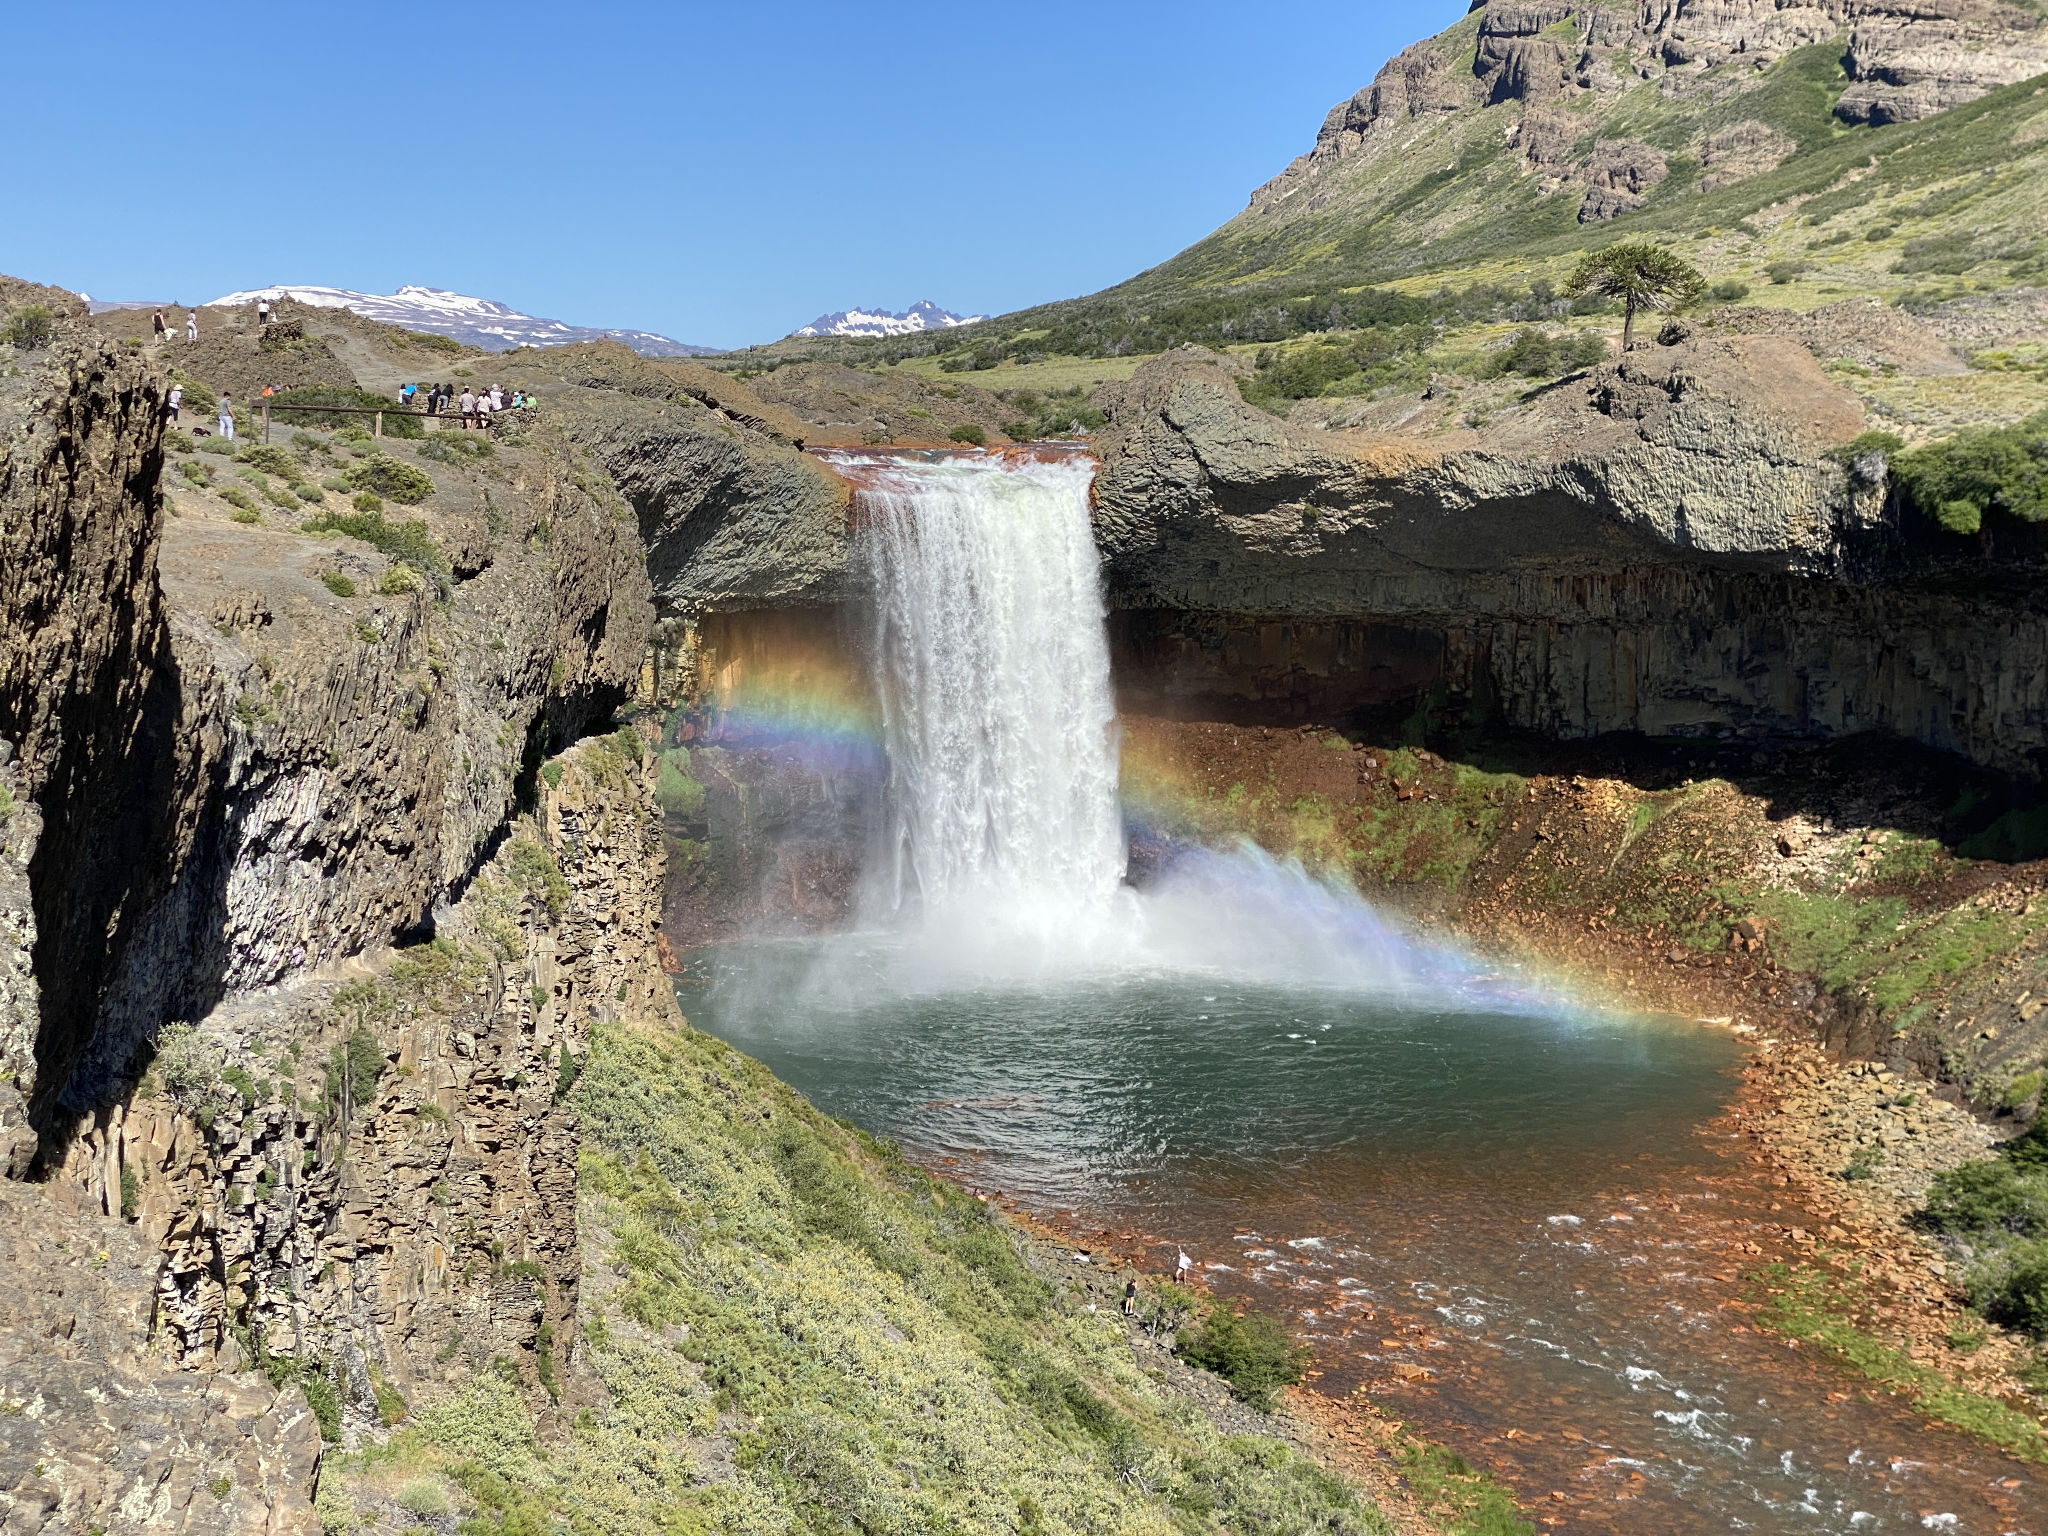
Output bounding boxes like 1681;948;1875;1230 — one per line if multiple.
1766;260;1812;284
394;1477;448;1515
178;460;209;486
1176;1302;1309;1411
2;305;54;350
198;435;236;455
947;423;987;446
377;565;421;595
352;491;383;513
1971;1240;2048;1337
1708;279;1751;302
318;572;356;598
1486;327;1608;379
237;443;299;480
344;454;435;505
1891;411;2048;536
296;483;324;503
656;751;705;821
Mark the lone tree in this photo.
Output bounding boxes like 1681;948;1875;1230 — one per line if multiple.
1565;243;1706;352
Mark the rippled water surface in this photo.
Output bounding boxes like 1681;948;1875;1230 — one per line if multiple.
688;940;2047;1535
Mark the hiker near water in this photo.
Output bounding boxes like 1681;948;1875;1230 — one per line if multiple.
1174;1250;1192;1284
217;392;234;442
186;309;197;341
166;384;181;423
152;309;166;342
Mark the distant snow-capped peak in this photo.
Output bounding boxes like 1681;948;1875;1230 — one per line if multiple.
207;284;720;357
793;301;983;339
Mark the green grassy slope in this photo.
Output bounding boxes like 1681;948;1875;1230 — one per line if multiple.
321;1016;1386;1535
738;34;2046;390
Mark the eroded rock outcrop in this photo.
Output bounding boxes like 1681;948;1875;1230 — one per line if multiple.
1088;346;2048;776
498;343;857;614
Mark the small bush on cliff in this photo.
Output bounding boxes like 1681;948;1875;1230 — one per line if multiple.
1891;410;2048;535
2;305;54;350
947;423;987;446
303;506;447;584
1175;1301;1309;1412
655;751;705;822
505;837;571;918
1483;327;1609;379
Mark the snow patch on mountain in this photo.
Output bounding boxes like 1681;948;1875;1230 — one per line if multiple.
793;300;983;339
207;284;721;356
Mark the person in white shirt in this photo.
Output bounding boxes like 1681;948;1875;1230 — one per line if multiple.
257;297;271;327
167;384;182;424
459;389;476;429
186;309;198;341
475;391;494;432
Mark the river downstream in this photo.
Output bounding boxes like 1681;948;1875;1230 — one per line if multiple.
687;946;2045;1534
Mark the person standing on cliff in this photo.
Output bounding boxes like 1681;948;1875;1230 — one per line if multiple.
186;308;198;341
1174;1250;1192;1285
1122;1276;1139;1317
151;309;166;344
217;391;234;441
257;296;271;327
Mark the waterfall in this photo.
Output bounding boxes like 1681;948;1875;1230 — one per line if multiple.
837;451;1125;944
788;447;1531;1007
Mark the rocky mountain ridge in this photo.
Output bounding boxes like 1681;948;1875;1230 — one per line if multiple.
792;300;982;338
1254;0;2048;225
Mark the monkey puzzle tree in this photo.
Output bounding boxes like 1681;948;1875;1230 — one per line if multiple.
1565;243;1706;352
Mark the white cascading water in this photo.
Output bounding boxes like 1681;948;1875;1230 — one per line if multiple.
803;448;1545;1008
850;452;1126;953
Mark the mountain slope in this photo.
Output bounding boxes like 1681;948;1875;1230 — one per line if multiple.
209;284;722;356
867;1;2046;366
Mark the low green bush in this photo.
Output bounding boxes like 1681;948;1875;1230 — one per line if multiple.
1485;327;1608;379
947;423;987;446
1175;1302;1309;1412
344;454;435;505
319;572;356;598
2;305;54;350
296;483;324;503
237;443;300;480
1923;1159;2048;1236
221;486;260;514
655;751;705;821
352;491;383;513
1891;410;2048;536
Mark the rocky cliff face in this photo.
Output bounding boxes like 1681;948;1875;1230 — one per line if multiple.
1253;0;2048;215
496;343;859;615
1090;345;2048;775
1;301;650;1147
0;283;662;1532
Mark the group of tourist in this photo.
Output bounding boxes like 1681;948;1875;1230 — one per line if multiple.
402;382;533;430
149;308;200;343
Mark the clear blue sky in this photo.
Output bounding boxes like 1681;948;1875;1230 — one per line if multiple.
2;2;1461;349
